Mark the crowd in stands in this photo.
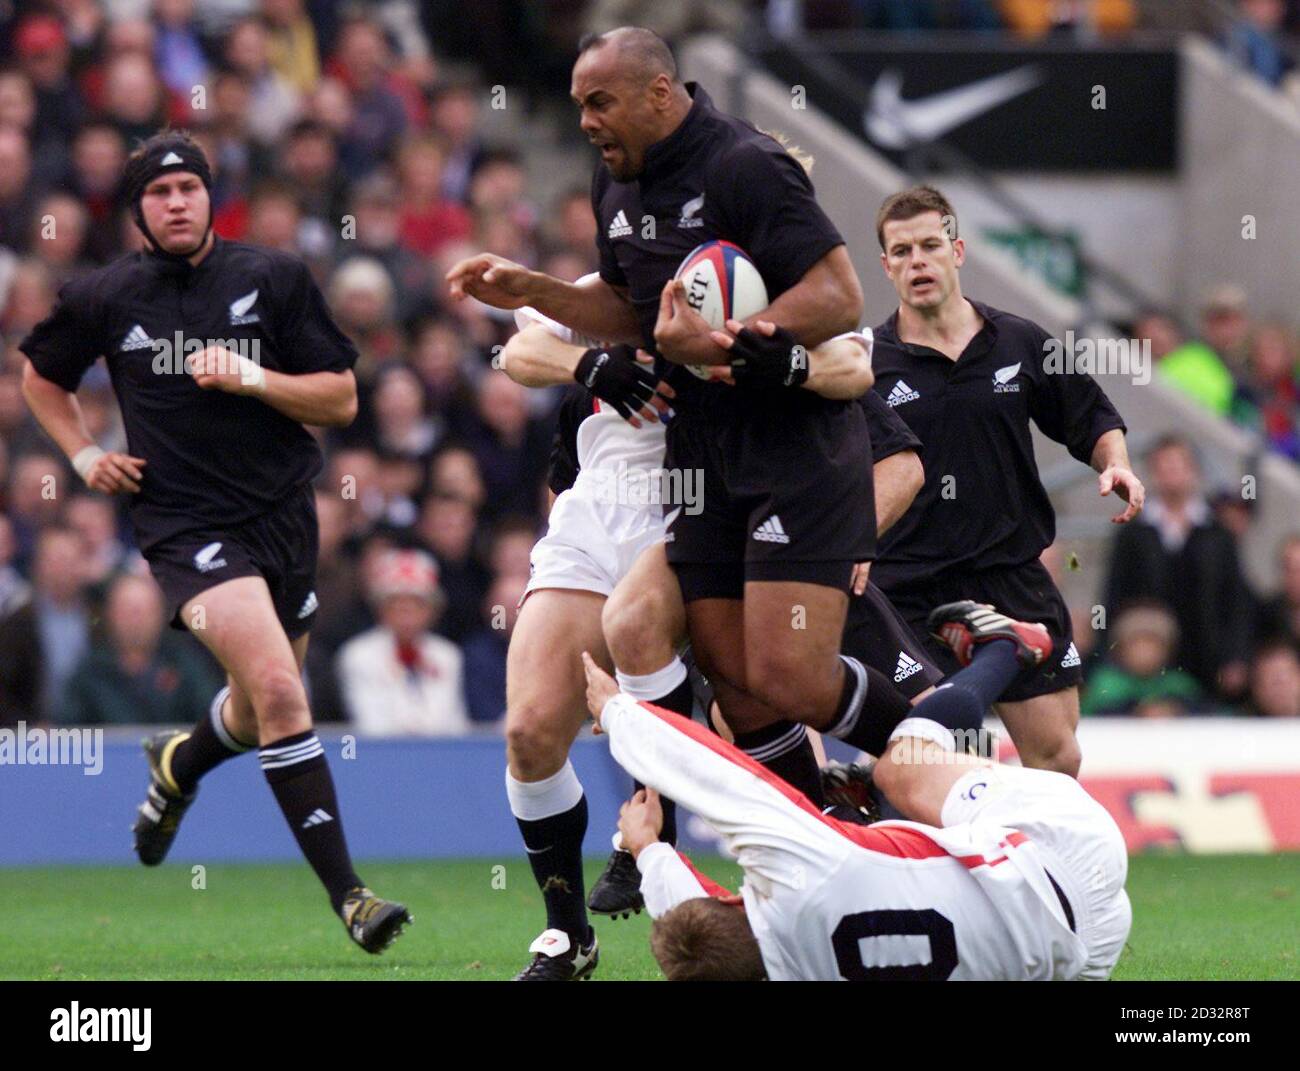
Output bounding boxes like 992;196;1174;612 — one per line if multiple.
0;1;1295;736
1060;431;1300;718
0;0;587;734
1135;286;1300;464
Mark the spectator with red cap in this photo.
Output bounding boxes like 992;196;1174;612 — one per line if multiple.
335;547;469;735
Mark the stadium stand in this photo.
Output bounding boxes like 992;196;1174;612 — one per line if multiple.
0;0;1296;744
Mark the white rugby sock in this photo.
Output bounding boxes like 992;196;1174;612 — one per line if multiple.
616;656;688;701
505;760;585;821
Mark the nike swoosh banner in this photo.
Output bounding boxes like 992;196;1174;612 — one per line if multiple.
760;38;1176;171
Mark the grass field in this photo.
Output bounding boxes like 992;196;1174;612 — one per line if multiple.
1;853;1296;981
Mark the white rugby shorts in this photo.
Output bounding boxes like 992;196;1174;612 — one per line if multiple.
524;489;665;600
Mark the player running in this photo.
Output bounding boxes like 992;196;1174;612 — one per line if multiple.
869;186;1145;775
581;637;1132;981
492;282;873;979
19;131;410;954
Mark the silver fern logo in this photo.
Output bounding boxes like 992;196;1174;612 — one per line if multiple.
993;362;1021;393
677;192;704;228
229;288;260;325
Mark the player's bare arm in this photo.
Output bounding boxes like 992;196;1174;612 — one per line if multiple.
188;346;358;428
446;253;642;345
875;449;924;536
708;318;874;398
1090;428;1145;523
850;446;925;595
748;245;863;347
500;323;673;426
21;362;146;494
800;331;873;399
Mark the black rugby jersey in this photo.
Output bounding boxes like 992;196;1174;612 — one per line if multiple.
869;300;1125;589
591;83;844;411
861;388;921;463
21;236;358;550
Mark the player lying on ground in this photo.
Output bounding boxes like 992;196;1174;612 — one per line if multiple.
581;647;1132;981
488;286;873;979
19;131;409;953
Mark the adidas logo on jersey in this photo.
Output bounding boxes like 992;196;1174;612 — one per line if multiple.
297;591;318;619
893;651;924;683
229;288;260;325
193;541;227;573
120;324;156;352
886;380;920;406
607;210;632;238
1061;642;1081;668
677;192;704;229
993;362;1022;393
752;515;790;544
300;808;333;829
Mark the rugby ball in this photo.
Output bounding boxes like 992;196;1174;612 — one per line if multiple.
673;240;768;379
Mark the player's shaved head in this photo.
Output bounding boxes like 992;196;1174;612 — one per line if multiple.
571;27;690;181
650;898;766;981
577;26;679;88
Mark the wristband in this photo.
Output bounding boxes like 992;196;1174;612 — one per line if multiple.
72;445;106;482
236;353;267;393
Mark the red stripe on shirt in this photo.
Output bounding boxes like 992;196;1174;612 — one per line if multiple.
635;702;953;861
634;702;1032;868
676;851;735;900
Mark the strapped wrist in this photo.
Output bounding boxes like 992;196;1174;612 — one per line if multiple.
235;353;267;393
71;445;105;481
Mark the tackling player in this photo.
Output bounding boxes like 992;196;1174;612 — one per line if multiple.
869;187;1145;775
494;283;873;979
19;132;410;954
582;645;1132;981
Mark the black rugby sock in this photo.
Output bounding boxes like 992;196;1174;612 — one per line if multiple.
903;639;1022;750
734;722;826;809
507;763;591;943
825;665;913;756
260;730;362;913
169;686;252;794
516;800;591;942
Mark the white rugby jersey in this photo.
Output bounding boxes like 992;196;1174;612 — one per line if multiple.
601;694;1089;981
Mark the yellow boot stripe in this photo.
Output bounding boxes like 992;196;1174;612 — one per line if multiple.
158;733;190;796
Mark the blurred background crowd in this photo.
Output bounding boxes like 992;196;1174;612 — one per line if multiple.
0;0;1296;736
